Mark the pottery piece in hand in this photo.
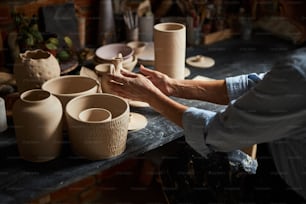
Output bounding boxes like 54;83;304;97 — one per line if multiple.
100;53;124;94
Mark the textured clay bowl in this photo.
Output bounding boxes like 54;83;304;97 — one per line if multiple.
65;93;130;160
95;43;134;61
42;75;100;108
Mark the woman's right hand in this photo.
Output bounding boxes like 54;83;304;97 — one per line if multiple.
138;65;176;96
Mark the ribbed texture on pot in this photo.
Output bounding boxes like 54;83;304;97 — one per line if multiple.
65;93;129;160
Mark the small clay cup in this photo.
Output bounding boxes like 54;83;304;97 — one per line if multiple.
79;108;112;123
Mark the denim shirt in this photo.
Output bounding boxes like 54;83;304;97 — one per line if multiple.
182;48;306;199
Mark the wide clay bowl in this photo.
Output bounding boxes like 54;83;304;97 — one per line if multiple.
42;75;100;108
95;43;134;61
65;93;130;160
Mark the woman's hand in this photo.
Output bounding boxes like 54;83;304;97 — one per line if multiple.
107;68;164;104
138;65;176;96
107;66;188;127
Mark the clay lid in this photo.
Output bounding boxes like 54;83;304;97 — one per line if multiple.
128;112;148;131
186;55;215;68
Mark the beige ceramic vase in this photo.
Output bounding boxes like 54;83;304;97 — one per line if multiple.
14;49;61;93
65;93;130;160
12;89;63;162
154;23;186;79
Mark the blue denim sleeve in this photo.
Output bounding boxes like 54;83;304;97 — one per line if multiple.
182;107;216;158
182;72;266;158
225;73;266;101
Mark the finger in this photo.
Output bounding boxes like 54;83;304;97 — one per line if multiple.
120;68;133;75
108;73;126;84
139;65;156;77
120;70;138;78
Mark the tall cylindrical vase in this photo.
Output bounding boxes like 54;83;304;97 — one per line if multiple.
154;23;186;79
98;0;116;45
13;89;63;162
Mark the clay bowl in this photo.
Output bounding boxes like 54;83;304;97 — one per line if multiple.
65;93;130;160
127;41;146;55
42;75;100;109
95;43;134;62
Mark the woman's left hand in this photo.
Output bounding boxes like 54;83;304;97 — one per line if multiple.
107;69;164;104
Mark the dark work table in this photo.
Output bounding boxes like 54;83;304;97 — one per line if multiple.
0;31;300;203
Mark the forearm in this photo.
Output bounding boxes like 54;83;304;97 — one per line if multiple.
148;91;188;127
170;79;230;105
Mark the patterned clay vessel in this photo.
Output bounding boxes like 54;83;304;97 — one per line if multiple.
12;89;63;162
65;93;129;160
14;49;61;93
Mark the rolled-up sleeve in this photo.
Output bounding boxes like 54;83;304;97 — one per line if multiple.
182;107;216;157
183;72;266;157
226;73;266;101
182;52;306;158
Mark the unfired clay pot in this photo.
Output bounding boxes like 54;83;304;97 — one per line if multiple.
42;75;101;109
65;93;130;160
12;89;63;162
154;23;186;79
42;75;101;129
14;49;61;93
